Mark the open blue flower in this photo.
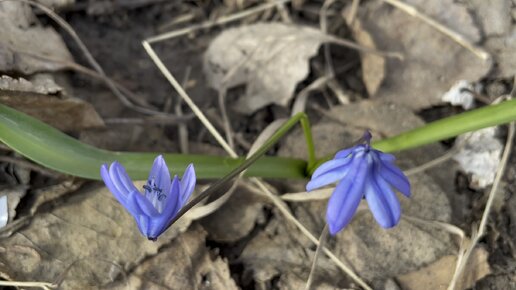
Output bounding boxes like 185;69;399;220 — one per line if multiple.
306;132;411;235
100;155;195;240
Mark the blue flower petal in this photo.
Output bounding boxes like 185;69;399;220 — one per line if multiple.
326;157;369;235
146;155;171;201
149;175;182;238
102;164;142;216
378;152;396;163
131;192;160;217
306;158;353;191
180;164;196;206
364;174;401;228
306;166;352;192
378;160;411;197
334;147;355;159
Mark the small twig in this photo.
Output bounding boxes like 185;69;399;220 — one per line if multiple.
380;0;490;60
346;0;361;25
305;224;329;290
320;0;336;77
146;0;291;44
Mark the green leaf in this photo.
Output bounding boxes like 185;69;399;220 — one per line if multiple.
0;104;307;180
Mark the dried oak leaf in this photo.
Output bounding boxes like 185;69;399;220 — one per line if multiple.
0;2;73;74
108;224;237;290
357;0;491;110
0;183;192;289
200;183;264;243
204;22;327;114
396;247;491;290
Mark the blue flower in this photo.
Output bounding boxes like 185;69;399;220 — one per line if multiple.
100;155;196;240
306;132;411;235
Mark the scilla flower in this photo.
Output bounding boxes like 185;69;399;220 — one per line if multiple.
101;155;195;240
306;131;411;235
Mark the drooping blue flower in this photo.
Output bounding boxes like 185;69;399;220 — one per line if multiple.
100;155;195;240
306;131;411;235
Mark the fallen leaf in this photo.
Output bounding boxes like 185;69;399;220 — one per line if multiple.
200;183;264;243
396;247;491;290
0;90;104;131
467;0;512;37
441;80;476;110
204;22;328;114
0;75;63;95
107;224;238;290
0;182;192;289
0;2;73;74
453;127;503;189
485;27;516;78
356;0;491;110
346;14;385;96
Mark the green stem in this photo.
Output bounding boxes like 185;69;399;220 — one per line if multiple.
165;112;316;229
309;98;516;175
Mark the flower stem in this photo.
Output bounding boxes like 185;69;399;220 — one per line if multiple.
309;98;516;175
165;112;316;228
305;224;329;290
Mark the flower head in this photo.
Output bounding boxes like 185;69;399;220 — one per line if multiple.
306;131;411;235
100;155;195;240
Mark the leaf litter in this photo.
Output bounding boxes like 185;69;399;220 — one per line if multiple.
1;0;515;289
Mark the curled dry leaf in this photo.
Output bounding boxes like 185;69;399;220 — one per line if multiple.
0;182;192;289
204;22;328;114
453;127;503;189
0;75;63;95
356;0;490;110
0;2;73;74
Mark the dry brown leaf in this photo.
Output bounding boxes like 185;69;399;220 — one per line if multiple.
467;0;512;37
0;2;73;74
204;22;328;114
0;90;104;131
396;247;491;290
485;27;516;78
0;182;192;289
346;14;385;96
357;0;491;110
200;183;264;243
0;75;63;95
107;224;237;290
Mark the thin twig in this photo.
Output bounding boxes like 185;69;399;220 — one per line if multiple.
380;0;490;60
6;0;177;116
305;224;329;290
146;0;291;44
